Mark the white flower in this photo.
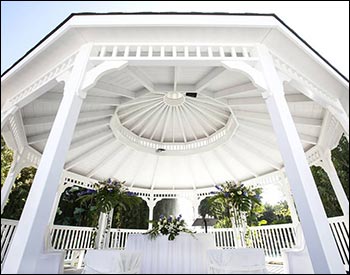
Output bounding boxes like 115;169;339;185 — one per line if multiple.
237;191;242;195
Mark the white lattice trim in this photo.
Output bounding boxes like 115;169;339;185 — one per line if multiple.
5;52;77;109
90;44;259;61
272;53;337;105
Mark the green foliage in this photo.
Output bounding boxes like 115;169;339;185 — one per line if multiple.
258;201;292;225
112;199;149;229
2;166;37;220
77;179;142;227
54;186;96;227
1;136;13;187
202;181;263;228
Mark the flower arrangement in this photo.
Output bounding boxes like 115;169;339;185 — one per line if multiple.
211;181;261;212
145;214;195;241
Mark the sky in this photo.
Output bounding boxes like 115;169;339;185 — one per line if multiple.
1;1;349;77
2;1;347;205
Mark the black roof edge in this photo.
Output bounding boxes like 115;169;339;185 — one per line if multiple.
1;12;348;82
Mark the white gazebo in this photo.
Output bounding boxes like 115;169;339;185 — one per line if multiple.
1;13;349;274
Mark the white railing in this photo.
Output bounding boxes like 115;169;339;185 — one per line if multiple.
90;44;258;61
107;228;147;249
1;216;348;269
1;219;18;266
328;216;349;270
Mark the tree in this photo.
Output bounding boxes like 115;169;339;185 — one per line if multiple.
1;136;13;187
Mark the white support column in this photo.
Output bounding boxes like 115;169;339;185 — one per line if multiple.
2;44;92;274
257;45;345;274
95;210;113;249
318;151;349;223
279;176;299;225
191;196;200;220
147;199;156;230
1;153;25;214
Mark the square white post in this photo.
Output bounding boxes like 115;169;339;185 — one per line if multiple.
1;153;25;213
258;45;345;274
279;176;299;225
319;151;349;223
2;44;92;274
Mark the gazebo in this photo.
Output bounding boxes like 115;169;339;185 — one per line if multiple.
1;13;349;274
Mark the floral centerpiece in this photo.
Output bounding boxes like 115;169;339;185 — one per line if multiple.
145;214;195;241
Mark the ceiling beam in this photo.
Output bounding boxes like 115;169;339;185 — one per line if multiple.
228;94;312;106
183;105;210;137
154;84;195;93
199;154;218;186
222;143;259;178
195;67;226;92
27;118;110;144
238;126;279;151
137;103;167;136
85;95;121;106
70;130;113;151
233;136;281;170
150;156;160;191
173;66;178;92
65;137;115;170
214;82;257;99
238;118;318;145
127;67;155;93
123;101;164;126
234;110;322;127
23;109;114;126
87;142;123;178
211;150;239;182
94;81;136;99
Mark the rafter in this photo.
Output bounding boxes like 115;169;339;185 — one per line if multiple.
198;154;218;186
173;66;178;92
175;106;187;143
228;94;312;106
65;137;115;170
87;142;123;178
150;106;170;140
94;81;136;99
37;92;122;106
123;100;164;126
238;126;279;151
150;156;160;191
127;67;155;93
138;104;168;136
23;109;114;126
70;130;113;151
214;82;257;99
85;95;121;106
211;150;239;182
195;67;225;92
234;110;322;127
182;105;210;137
238;118;318;145
160;106;172;142
186;100;226;127
130;154;147;188
118;98;163;119
233;136;281;170
27;118;110;144
179;106;198;140
186;156;198;190
222;143;259;178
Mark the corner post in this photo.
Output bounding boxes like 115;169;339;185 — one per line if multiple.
2;44;92;274
257;44;345;274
